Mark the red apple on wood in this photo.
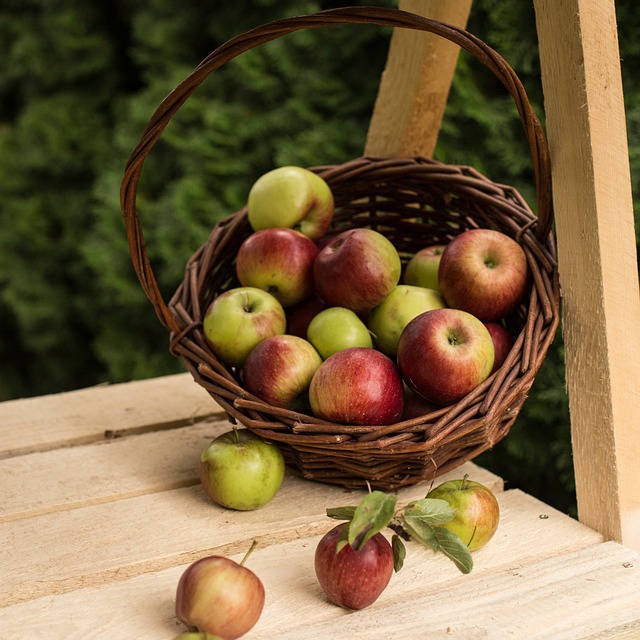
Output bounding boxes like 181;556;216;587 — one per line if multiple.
313;228;402;313
315;523;394;610
438;228;529;321
175;544;265;639
484;321;516;374
309;347;404;425
236;228;319;307
397;308;495;405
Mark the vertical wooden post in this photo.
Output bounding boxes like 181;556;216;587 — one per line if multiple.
534;0;640;548
365;0;473;158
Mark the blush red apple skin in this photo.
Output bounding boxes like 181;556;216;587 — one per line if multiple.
484;322;516;374
175;555;265;639
438;228;529;322
426;478;500;551
235;228;319;307
313;228;402;314
286;295;330;338
241;334;322;411
309;347;404;425
314;523;394;610
397;308;495;406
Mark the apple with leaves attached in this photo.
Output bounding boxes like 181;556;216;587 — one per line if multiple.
427;476;500;551
247;166;334;240
175;543;264;639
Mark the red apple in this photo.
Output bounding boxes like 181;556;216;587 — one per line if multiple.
314;523;394;610
401;385;440;420
308;347;404;425
286;295;329;338
313;228;402;313
484;321;516;374
203;287;286;368
241;334;322;411
426;477;500;551
403;244;447;292
438;228;529;321
397;308;495;405
175;547;265;639
235;228;318;307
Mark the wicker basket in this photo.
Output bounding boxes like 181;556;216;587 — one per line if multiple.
120;7;560;491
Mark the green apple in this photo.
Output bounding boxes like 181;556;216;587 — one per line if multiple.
426;476;500;551
368;285;446;356
403;244;447;292
200;429;285;511
202;287;286;368
307;307;373;359
247;166;334;240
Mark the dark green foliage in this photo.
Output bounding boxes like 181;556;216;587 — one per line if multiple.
1;0;638;515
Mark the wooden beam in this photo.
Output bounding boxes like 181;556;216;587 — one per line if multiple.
534;0;640;548
364;0;473;158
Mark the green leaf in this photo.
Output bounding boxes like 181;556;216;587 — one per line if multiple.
326;506;357;521
432;527;474;574
404;498;457;526
391;534;406;572
335;521;351;554
400;513;440;551
348;491;397;551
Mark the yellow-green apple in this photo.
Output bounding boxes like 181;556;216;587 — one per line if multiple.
438;228;529;321
309;347;404;425
367;284;446;357
247;166;334;240
175;546;264;639
426;477;500;551
286;295;329;338
314;523;394;610
403;244;447;292
203;287;286;368
484;321;516;374
241;334;322;411
200;429;285;511
235;228;318;307
313;228;401;313
397;308;495;405
307;307;372;359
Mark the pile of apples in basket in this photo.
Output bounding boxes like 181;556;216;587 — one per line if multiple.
170;165;519;639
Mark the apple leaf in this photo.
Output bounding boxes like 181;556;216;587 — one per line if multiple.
432;527;474;574
326;506;357;521
391;534;406;572
399;513;440;551
335;520;351;554
403;498;457;526
348;491;397;551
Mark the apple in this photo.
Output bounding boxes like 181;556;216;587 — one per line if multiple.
438;228;529;321
241;334;322;411
397;308;495;405
235;228;319;307
307;306;373;359
484;321;516;374
286;295;330;338
314;523;394;610
175;544;264;639
403;244;447;292
309;347;404;425
367;284;446;357
200;429;285;511
247;166;334;240
426;477;500;551
401;385;440;420
203;287;286;368
313;228;402;313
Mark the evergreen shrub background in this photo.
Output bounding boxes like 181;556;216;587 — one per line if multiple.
1;0;638;516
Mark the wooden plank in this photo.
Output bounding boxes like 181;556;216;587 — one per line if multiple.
533;0;640;548
364;0;473;158
0;491;623;640
0;373;222;458
0;460;502;607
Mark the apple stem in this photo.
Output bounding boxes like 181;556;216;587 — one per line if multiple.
461;474;469;490
232;427;240;444
240;540;258;567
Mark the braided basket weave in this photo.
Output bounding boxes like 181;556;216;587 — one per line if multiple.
120;7;560;490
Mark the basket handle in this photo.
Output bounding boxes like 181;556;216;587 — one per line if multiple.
120;6;553;332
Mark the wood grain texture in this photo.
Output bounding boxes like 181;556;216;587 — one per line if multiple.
533;0;640;548
364;0;473;158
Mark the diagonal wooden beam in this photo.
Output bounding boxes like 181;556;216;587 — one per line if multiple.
534;0;640;549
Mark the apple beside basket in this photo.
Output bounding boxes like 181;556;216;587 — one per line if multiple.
120;7;560;491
